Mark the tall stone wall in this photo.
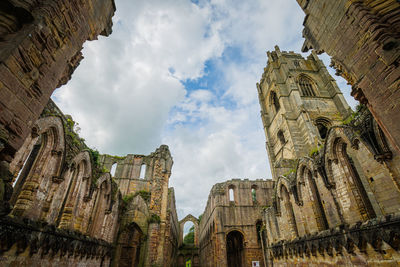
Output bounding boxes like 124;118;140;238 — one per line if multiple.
0;0;115;161
258;48;400;266
1;100;179;267
297;0;400;152
102;146;178;267
0;0;115;222
1;100;119;266
199;179;274;267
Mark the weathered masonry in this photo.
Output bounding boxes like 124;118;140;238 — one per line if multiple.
297;0;400;153
1;100;180;267
198;179;274;267
0;0;116;216
258;46;400;266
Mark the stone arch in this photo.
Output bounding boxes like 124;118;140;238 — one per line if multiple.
296;159;329;232
10;116;65;220
226;230;245;267
324;127;376;223
114;222;144;267
179;214;199;246
90;173;113;240
315;117;331;139
58;151;93;231
276;177;298;239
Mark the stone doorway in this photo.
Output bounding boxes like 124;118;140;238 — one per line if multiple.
226;231;244;267
116;223;143;267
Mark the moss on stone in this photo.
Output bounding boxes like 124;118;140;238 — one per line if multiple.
148;213;161;224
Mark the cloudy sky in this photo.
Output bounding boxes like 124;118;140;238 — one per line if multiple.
53;0;357;219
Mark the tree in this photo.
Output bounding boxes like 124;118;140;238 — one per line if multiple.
183;225;194;244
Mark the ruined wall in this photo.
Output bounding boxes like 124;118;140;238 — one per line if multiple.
103;146;178;267
199;179;274;267
164;188;180;267
0;0;115;221
297;0;400;152
0;0;115;161
1;100;119;266
259;47;400;266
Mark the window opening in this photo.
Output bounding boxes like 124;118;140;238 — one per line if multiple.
229;188;234;201
270;91;280;112
298;75;316;96
251;188;257;202
317;123;328;139
183;221;195;244
139;164;146;179
277;130;285;145
110;163;117;177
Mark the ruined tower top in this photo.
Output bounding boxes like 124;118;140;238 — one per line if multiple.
257;46;352;180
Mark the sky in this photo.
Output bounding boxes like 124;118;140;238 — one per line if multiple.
52;0;357;220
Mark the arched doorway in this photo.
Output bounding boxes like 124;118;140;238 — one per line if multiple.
226;231;244;267
117;223;144;267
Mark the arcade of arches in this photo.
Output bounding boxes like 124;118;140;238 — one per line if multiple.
1;0;400;267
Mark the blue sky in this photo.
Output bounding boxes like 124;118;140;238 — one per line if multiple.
53;0;357;219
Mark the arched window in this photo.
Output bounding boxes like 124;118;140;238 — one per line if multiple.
270;91;280;112
139;164;146;179
183;221;195;244
277;130;285;145
315;118;330;139
298;75;316;97
229;188;235;202
110;162;117;177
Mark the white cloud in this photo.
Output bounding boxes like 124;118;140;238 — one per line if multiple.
52;0;358;219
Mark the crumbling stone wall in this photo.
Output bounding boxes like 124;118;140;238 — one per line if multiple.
259;47;400;266
0;0;115;222
0;0;115;161
199;179;274;267
102;146;178;267
1;101;120;266
1;100;180;267
297;0;400;152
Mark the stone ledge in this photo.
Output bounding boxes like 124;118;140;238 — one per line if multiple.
0;216;113;259
268;214;400;259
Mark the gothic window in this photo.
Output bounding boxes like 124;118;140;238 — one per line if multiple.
270;91;280;113
277;130;285;145
294;60;300;67
298;75;316;97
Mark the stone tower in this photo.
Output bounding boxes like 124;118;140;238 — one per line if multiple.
257;46;352;180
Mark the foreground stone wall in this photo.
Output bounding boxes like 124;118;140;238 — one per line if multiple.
1;101;119;266
1;100;179;267
0;0;115;161
297;0;400;152
199;179;274;267
259;47;400;266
